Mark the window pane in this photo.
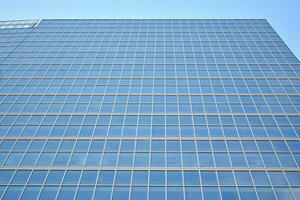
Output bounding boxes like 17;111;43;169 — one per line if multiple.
149;186;165;200
220;186;239;200
131;186;147;200
39;186;59;200
167;187;184;200
203;186;221;200
112;186;130;200
94;186;111;200
185;186;202;200
20;186;41;200
75;186;94;200
2;186;23;200
57;186;77;200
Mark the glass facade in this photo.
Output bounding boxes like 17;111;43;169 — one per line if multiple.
0;19;299;199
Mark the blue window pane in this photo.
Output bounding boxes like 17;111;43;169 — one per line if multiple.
11;170;31;184
201;171;218;185
182;141;196;151
196;141;211;151
167;141;181;151
227;141;242;151
80;171;97;184
218;171;235;185
98;171;115;184
150;171;165;185
57;186;77;200
90;140;105;152
0;186;5;198
112;186;130;200
53;153;70;166
238;187;258;200
39;186;59;200
0;170;14;184
214;153;231;167
115;171;131;185
274;187;295;200
28;170;47;184
0;140;15;151
69;153;86;166
262;153;280;167
151;141;165;151
37;153;55;166
85;153;101;166
212;141;227;151
185;186;202;200
4;153;23;166
20;186;41;200
230;153;247;167
132;171;148;185
199;153;214;167
272;141;289;152
182;152;198;167
149;186;165;200
94;186;111;200
167;187;184;200
102;153;118;166
134;153;149;167
268;172;288;186
287;141;300;152
257;141;273;152
167;171;183;185
2;186;23;200
167;152;181;167
45;171;64;184
235;171;253;185
131;186;147;200
242;141;258;152
285;172;300;185
105;141;120;151
246;153;264;167
63;171;81;184
75;186;94;200
184;171;200;185
277;154;297;167
251;172;271;185
151;152;165;167
220;186;239;200
292;187;300;200
203;186;221;200
256;187;276;200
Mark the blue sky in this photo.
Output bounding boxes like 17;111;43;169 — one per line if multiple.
1;0;299;59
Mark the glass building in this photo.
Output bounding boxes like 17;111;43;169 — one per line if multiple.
0;19;299;200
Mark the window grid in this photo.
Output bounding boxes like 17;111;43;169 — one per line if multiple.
0;19;299;200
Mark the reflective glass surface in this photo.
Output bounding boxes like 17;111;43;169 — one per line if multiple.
0;19;299;200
